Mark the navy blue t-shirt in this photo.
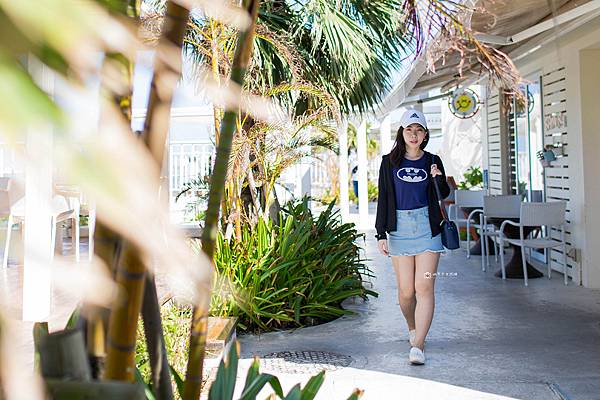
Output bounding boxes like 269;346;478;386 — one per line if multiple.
392;154;429;210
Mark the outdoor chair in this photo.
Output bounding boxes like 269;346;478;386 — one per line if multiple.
499;201;568;287
479;195;521;272
81;199;95;262
51;190;81;263
0;177;24;269
529;190;544;202
447;189;484;258
1;178;82;268
55;183;94;262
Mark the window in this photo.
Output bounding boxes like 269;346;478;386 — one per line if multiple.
508;75;547;263
509;77;544;202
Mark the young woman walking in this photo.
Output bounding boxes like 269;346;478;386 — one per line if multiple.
375;109;450;365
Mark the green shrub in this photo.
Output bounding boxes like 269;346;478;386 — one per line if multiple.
135;300;192;393
348;184;357;203
319;187;339;205
458;166;483;190
211;197;377;332
348;181;378;203
367;180;378;201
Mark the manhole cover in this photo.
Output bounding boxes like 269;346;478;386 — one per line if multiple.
260;351;353;374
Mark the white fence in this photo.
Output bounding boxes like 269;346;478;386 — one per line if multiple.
169;142;215;197
310;151;381;199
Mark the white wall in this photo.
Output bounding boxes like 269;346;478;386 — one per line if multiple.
492;15;600;287
580;48;600;288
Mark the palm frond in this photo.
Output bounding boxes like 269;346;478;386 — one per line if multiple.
401;0;522;98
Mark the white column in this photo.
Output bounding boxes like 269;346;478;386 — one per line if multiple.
22;58;54;322
301;156;311;198
356;120;369;229
337;119;349;222
294;151;311;199
294;163;302;198
380;115;393;156
580;49;600;288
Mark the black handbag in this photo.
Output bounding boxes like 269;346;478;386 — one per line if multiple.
430;156;460;250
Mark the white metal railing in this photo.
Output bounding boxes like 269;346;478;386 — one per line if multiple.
169;142;214;223
311;157;329;190
169;142;215;197
310;152;380;198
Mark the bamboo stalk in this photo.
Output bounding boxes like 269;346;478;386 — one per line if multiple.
45;379;145;399
90;0;137;371
182;1;261;398
140;3;189;396
104;242;146;381
90;2;139;375
141;274;173;400
88;43;133;378
103;0;190;383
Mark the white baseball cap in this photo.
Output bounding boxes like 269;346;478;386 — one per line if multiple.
400;109;427;130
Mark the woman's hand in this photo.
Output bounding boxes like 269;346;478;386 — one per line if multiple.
431;163;442;178
378;239;389;256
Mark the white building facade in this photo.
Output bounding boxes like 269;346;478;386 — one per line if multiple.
377;0;600;288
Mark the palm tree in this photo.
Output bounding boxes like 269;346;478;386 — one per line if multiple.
180;0;409;116
139;0;408;234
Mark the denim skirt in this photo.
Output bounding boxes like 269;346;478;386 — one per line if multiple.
388;206;444;256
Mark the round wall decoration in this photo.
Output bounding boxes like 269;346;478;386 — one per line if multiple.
448;88;480;119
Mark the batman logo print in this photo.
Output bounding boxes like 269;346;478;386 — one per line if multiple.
396;167;428;183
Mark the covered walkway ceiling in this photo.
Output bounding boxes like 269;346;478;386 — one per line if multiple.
377;0;599;117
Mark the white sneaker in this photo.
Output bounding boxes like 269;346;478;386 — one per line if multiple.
409;346;425;365
408;329;416;346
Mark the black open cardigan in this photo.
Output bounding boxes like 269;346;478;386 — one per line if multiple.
375;151;451;240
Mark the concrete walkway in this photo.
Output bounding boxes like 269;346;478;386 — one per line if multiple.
238;231;600;400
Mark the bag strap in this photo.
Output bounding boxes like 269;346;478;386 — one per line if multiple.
430;153;449;221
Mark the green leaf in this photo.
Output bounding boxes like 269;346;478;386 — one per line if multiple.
64;307;80;330
208;341;240;400
0;53;64;137
169;364;185;399
242;356;261;394
134;367;157;400
239;372;283;400
282;384;302;400
299;371;325;400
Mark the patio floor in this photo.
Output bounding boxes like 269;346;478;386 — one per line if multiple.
3;221;600;399
0;231;80;367
236;230;600;400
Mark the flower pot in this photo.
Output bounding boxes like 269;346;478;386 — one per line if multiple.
543;150;556;162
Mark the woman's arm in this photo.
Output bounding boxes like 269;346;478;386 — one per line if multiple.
434;155;451;199
374;158;387;239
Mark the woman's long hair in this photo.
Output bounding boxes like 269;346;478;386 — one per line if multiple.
389;126;429;167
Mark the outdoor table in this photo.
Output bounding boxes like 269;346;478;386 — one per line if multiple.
487;217;544;279
460;206;496;256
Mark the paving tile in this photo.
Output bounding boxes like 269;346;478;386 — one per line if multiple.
238;230;600;400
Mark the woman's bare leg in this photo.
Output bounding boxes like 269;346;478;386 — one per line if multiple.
391;255;416;331
413;251;441;350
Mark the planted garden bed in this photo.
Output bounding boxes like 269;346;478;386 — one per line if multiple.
210;197;377;333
